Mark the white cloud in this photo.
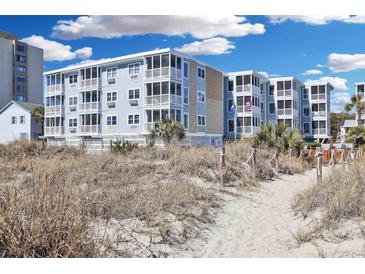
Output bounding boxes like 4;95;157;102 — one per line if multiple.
21;35;92;61
175;37;235;55
326;53;365;72
258;71;280;78
303;69;323;75
64;58;113;68
52;15;265;40
305;76;348;91
331;92;352;113
268;15;365;25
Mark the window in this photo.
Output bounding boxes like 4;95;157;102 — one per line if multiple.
19;115;25;124
183;61;189;78
236;76;243;86
16;96;26;102
146;57;152;70
228;119;234;133
304;107;309;116
358;84;365;93
162;54;169;67
197;115;206;126
184;87;189;104
128;89;140;100
16;66;26;73
16;55;26;63
129;63;140;74
171;54;176;68
11;116;17;124
228;80;234;91
269;85;274;95
183;113;189;130
311;86;318;94
69;96;78;106
17;45;25;52
269;103;275;114
17;85;26;93
285;81;292;90
197;91;205;103
106;67;117;79
303;88;308;99
319;85;325;93
17;76;26;82
107;91;117;102
198;67;205;79
244;75;251;85
69;74;78;84
162;82;169;94
153;56;160;69
304;123;310;134
176;57;182;70
92;67;98;79
128;114;140;125
69;118;77;128
107;116;117;126
277;81;284;91
227;99;233;111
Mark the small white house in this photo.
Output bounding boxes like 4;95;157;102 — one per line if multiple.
0;100;43;143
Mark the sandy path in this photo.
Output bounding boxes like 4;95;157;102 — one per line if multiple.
172;167;333;257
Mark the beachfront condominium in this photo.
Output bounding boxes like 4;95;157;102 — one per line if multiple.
303;81;333;142
224;71;269;138
43;48;224;151
355;82;365;125
0;31;43;109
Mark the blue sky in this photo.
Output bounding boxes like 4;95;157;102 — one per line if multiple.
1;15;364;112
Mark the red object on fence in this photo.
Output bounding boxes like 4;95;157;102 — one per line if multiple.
219;162;229;169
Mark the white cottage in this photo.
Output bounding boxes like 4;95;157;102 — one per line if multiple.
0;100;43;143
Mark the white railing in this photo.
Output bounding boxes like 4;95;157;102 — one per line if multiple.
45;105;64;115
237;126;253;134
312;111;326;117
44;126;64;136
79;102;101;112
79;79;101;90
236;106;253;113
79;125;101;134
46;84;64;94
170;95;182;106
277;89;292;97
277;108;293;115
145;67;170;79
313;128;327;135
144;95;169;106
236;85;251;93
311;93;326;100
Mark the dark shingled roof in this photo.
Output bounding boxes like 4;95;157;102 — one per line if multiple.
0;100;43;114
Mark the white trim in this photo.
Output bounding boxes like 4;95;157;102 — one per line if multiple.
106;66;118;79
128;62;141;75
227;118;234;133
183;112;189;130
183;61;189;79
106;91;118;102
197;115;206;126
128;88;141;100
227;98;233;112
106;115;118;126
127;113;140;125
68;118;78;128
197;90;205;103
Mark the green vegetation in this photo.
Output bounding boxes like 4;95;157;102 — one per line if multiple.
31;105;45;136
344;95;365;126
149;119;185;146
345;125;365;148
330;112;354;141
111;140;139;154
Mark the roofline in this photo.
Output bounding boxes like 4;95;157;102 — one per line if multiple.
305;80;334;90
226;70;269;79
0;100;43;115
269;76;304;86
355;82;365;85
44;48;223;75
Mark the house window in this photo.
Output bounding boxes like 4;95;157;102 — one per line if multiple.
69;96;78;106
304;123;310;134
69;74;78;84
303;88;308;99
228;80;234;91
129;63;140;75
16;66;26;73
128;114;140;125
357;84;365;93
17;45;25;52
16;55;26;63
128;89;140;100
228;119;234;132
176;57;182;70
304;107;309;116
69;118;77;128
197;91;205;103
285;81;292;90
183;113;189;129
227;99;233;112
17;86;26;93
198;67;205;79
19;115;25;124
107;116;117;126
197;115;206;126
162;54;169;67
236;76;243;86
17;96;26;102
269;103;275;114
17;76;26;82
183;61;189;78
106;67;117;78
277;81;284;91
269;85;274;95
243;75;251;85
184;87;189;104
107;91;117;102
11;116;17;124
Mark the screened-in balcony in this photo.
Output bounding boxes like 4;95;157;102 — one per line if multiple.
144;95;169;106
277;108;293;115
145;53;181;80
45;73;64;95
44;126;64;136
79;125;101;135
78;66;101;90
79;90;101;112
46;84;64;95
144;81;182;107
277;89;292;97
79;102;101;112
312;128;327;135
45;105;64;116
311;93;326;101
312;111;327;117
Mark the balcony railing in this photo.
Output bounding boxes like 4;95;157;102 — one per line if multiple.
312;111;327;117
79;79;101;90
145;67;170;79
46;84;64;94
277;108;293;115
79;125;101;135
237;106;253;113
44;126;64;136
170;95;182;106
313;128;327;135
236;85;251;93
170;67;182;80
311;93;326;100
45;105;64;115
144;95;169;106
79;102;101;112
277;89;292;97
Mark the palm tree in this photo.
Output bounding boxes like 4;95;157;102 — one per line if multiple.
345;125;365;148
31;106;45;137
344;95;365;126
149;119;185;145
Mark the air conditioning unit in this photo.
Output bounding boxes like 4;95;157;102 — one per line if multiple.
69;106;76;111
107;102;116;108
69;128;76;133
107;78;116;84
130;75;138;80
129;100;138;106
129;125;137;129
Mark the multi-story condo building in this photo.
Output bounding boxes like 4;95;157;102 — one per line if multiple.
303;81;333;142
268;77;304;129
224;71;269;138
44;48;224;151
0;31;43;109
355;82;365;125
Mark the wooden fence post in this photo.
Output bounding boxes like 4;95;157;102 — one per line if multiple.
252;145;257;178
316;147;323;184
219;145;226;184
